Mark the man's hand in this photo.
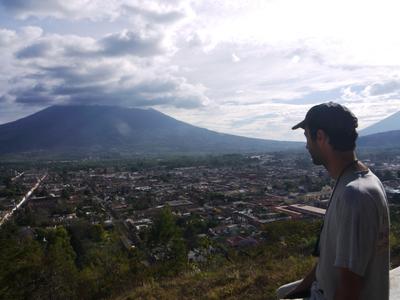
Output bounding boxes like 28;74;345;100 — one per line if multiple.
334;267;362;300
284;264;317;298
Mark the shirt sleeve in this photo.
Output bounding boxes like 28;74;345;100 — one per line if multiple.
334;186;379;276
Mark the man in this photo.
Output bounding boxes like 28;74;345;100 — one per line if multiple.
278;102;390;300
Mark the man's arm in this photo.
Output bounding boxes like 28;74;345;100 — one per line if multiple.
284;263;317;298
334;267;362;300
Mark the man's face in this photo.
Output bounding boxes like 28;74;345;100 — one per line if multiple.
304;128;323;165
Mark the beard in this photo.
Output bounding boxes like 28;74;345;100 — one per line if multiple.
309;149;323;166
311;155;323;166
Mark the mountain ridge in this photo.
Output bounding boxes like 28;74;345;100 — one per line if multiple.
359;111;400;136
358;129;400;148
0;105;302;156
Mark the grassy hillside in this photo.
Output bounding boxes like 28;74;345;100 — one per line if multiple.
117;219;321;300
117;254;315;300
119;205;400;300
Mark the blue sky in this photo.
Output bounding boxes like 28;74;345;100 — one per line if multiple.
1;0;400;141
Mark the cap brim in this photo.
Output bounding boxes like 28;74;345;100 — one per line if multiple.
292;120;306;130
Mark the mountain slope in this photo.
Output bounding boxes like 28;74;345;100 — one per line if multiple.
0;105;301;155
358;130;400;148
359;111;400;136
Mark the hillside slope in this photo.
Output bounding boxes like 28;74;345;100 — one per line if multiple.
0;105;301;155
359;111;400;136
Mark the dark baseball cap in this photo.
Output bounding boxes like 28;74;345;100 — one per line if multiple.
292;102;358;132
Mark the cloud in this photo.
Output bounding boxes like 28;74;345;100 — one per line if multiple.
14;29;169;60
0;28;17;46
7;56;207;109
0;0;190;23
273;88;343;105
231;113;278;128
369;80;400;96
11;65;206;109
0;26;43;52
0;0;67;19
99;30;167;57
0;0;120;20
0;22;208;111
13;86;54;105
10;76;206;109
121;3;186;24
231;53;240;63
16;41;53;58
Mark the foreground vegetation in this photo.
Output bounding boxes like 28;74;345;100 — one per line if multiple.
121;207;400;300
1;205;399;300
0;208;319;300
119;219;320;300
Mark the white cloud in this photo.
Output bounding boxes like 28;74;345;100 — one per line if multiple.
231;53;240;63
0;28;17;46
291;55;300;64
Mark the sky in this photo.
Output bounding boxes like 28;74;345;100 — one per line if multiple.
1;0;400;141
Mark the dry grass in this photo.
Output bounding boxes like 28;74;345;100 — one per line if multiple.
117;255;315;300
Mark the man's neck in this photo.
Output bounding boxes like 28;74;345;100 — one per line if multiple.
325;151;357;180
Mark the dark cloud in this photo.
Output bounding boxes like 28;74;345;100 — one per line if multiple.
62;44;98;58
41;65;117;85
15;30;167;59
11;83;54;104
16;41;52;59
0;0;54;11
0;0;66;18
4;5;204;111
369;81;400;96
122;4;185;24
0;94;12;103
9;62;205;109
52;85;100;96
0;0;188;24
99;30;165;57
132;80;178;94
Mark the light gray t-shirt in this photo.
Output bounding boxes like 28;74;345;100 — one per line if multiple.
315;169;390;300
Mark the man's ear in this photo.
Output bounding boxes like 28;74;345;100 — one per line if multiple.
316;129;329;145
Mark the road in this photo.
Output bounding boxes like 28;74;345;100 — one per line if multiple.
0;174;47;227
11;171;25;182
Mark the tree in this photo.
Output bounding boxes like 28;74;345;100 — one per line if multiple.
148;207;188;275
0;224;43;299
149;206;179;246
183;215;208;249
79;234;130;299
37;227;79;299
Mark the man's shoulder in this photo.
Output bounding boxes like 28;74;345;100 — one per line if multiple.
338;171;388;214
344;170;385;195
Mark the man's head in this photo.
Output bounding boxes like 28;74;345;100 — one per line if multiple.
292;102;358;164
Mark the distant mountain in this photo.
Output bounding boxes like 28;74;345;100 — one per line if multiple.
358;130;400;148
359;111;400;136
0;105;302;156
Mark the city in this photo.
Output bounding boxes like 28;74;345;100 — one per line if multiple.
1;151;400;298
